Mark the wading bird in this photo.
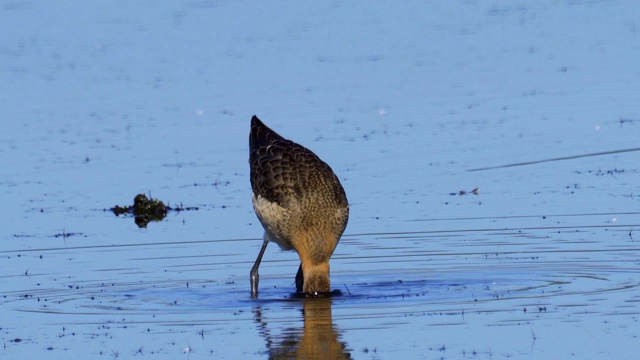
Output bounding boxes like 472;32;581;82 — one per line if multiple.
249;115;349;297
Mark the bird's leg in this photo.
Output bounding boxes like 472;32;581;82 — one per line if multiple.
295;263;303;292
250;240;269;298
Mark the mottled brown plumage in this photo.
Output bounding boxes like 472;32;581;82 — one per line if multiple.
249;115;349;297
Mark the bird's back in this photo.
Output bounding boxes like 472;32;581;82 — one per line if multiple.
249;115;349;254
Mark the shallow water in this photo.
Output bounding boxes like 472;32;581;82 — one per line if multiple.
2;1;640;359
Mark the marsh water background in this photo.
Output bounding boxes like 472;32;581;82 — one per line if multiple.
2;1;640;359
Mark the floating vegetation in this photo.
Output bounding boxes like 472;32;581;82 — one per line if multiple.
110;193;198;228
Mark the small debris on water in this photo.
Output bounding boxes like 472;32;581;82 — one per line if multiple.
449;187;479;196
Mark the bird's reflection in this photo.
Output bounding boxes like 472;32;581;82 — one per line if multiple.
253;297;351;359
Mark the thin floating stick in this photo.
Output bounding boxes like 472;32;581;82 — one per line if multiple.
468;147;640;172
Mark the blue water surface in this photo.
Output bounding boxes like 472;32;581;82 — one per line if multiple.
2;1;640;359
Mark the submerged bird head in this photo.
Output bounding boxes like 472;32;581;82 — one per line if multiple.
301;261;331;294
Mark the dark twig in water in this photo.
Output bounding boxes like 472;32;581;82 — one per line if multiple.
530;326;537;351
213;177;225;194
449;187;480;196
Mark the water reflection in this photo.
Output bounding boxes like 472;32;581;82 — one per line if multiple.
253;297;351;359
